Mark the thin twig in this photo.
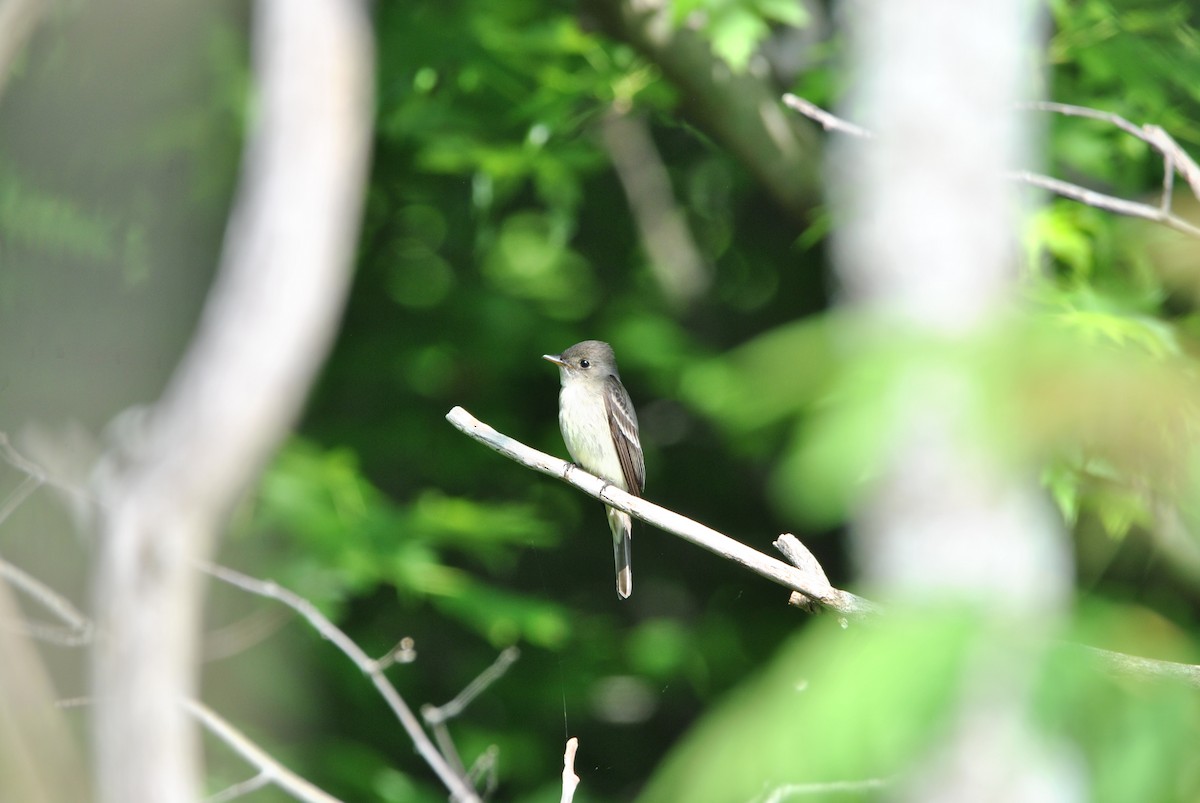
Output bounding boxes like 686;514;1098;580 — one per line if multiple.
785;94;1200;240
759;777;891;802
0;474;41;528
1016;103;1200;197
373;636;417;671
1074;644;1200;686
782;94;873;138
1015;101;1147;141
423;646;520;726
187;700;343;803
0;557;93;646
0;433;47;484
421;646;520;778
1005;170;1200;239
445;406;872;616
207;771;272;803
198;562;481;803
466;745;499;800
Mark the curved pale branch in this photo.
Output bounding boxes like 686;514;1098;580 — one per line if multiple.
90;2;375;801
199;563;482;803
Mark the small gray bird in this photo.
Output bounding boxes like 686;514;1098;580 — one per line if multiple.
543;341;645;599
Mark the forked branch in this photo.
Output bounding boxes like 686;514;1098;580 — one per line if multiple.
783;93;1200;240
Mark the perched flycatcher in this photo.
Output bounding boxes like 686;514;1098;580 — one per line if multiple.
543;340;645;599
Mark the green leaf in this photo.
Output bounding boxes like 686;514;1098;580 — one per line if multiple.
708;8;769;72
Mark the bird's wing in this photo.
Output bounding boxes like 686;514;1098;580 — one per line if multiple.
605;375;645;496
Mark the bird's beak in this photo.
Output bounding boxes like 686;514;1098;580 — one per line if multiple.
542;353;567;367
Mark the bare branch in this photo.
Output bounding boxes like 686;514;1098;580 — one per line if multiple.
1017;101;1200;200
772;535;881;617
782;94;873;139
465;746;499;800
0;557;93;646
421;646;520;781
1004;170;1200;239
423;646;520;726
186;700;342;803
1075;644;1200;686
560;737;580;803
445;406;870;616
206;771;271;803
1015;101;1148;141
759;777;890;802
447;408;1200;691
0;432;47;486
785;94;1200;240
199;562;481;803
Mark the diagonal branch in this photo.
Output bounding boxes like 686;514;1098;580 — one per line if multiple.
0;557;93;646
446;406;876;616
198;562;482;803
187;700;343;803
448;406;1200;690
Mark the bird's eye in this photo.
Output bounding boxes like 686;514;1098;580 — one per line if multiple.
579;359;590;368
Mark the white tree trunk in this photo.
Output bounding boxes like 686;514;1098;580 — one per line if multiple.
90;2;374;801
829;1;1080;799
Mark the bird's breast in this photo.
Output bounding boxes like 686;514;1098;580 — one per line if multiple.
559;383;626;488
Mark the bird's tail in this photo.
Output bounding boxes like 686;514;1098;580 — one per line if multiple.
607;507;633;599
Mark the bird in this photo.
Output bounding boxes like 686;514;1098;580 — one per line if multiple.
543;340;645;599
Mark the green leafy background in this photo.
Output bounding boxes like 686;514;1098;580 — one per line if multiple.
3;0;1200;800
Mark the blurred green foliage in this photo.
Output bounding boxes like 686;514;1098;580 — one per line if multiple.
5;0;1200;801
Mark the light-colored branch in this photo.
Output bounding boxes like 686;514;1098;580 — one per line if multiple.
445;406;871;616
422;646;520;726
447;406;1200;690
772;534;880;617
186;700;342;803
199;562;481;803
0;473;39;528
760;777;890;802
1005;170;1200;239
89;3;374;802
207;771;271;803
422;646;520;779
1016;101;1200;200
1076;644;1200;686
784;93;1200;240
0;557;93;646
560;737;580;803
782;94;873;139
